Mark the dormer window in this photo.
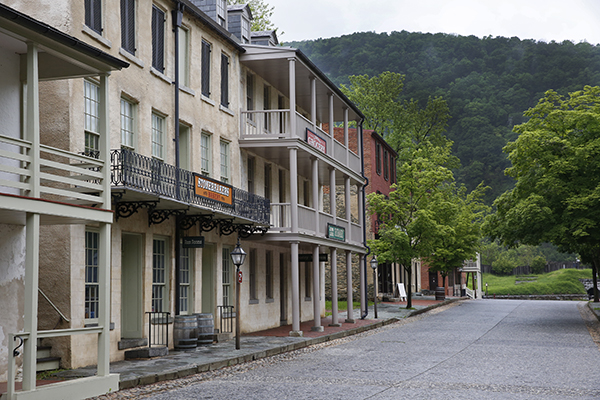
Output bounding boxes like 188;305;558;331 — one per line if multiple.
242;16;250;43
216;0;226;28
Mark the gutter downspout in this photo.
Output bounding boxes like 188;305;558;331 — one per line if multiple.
173;2;183;316
359;119;370;320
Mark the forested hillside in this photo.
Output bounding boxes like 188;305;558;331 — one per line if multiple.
288;31;600;203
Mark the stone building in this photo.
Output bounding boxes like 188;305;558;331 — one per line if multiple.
1;1;367;398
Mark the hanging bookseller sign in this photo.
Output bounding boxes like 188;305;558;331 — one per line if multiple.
193;173;234;206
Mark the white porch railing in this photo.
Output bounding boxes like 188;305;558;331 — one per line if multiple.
240;110;361;173
0;133;106;205
465;287;475;299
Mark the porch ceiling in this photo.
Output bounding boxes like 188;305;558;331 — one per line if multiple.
241;138;364;185
240;46;362;124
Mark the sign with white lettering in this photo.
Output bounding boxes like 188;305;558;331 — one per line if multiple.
306;128;326;153
182;236;205;248
193;173;234;206
298;253;329;262
327;223;345;241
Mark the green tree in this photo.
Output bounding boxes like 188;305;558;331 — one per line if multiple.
427;182;489;286
340;72;405;135
368;143;454;308
227;0;278;33
530;256;546;274
492;255;516;276
485;86;600;300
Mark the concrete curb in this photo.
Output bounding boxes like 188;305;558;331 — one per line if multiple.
118;303;448;390
587;301;600;321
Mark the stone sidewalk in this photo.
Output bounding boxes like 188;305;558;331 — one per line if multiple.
0;297;461;396
65;297;457;390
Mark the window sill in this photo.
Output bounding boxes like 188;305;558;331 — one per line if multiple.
219;105;235;116
265;298;274;303
304;297;312;302
82;25;112;49
180;85;196;96
201;95;215;106
150;67;172;85
249;299;259;304
119;48;145;68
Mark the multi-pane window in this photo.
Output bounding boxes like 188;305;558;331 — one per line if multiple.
220;53;229;107
151;5;165;72
246;73;254;113
120;98;135;149
383;149;389;181
152;113;165;160
264;164;271;200
220;140;229;183
266;251;273;300
241;16;250;43
247;157;255;193
179;27;190;87
85;230;99;320
222;248;231;306
375;142;381;175
152;238;167;312
85;0;102;34
216;0;226;27
179;247;191;314
201;133;211;176
121;0;135;54
84;80;100;157
201;40;211;97
249;249;257;301
263;85;271;131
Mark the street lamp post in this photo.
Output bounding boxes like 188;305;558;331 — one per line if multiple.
230;237;246;350
370;256;378;319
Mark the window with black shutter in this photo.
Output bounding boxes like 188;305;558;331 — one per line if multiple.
383;149;389;181
375;141;381;175
151;5;165;72
121;0;135;54
221;53;229;107
85;0;102;34
201;40;211;97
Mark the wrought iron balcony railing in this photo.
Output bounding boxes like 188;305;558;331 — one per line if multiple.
111;149;270;225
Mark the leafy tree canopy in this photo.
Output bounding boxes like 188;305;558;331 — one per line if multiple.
485;85;600;299
227;0;278;33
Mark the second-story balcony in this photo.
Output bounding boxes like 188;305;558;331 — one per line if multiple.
240;109;362;175
110;148;270;226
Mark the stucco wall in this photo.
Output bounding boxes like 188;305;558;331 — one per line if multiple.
0;225;26;381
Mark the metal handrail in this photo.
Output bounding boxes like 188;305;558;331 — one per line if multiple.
39;288;70;323
147;311;170;348
217;305;234;334
111;149;270;225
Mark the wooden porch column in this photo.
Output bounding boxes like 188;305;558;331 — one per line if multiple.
290;241;302;336
311;244;323;331
22;42;40;392
345;250;355;323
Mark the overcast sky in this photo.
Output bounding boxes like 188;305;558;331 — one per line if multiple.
267;0;600;45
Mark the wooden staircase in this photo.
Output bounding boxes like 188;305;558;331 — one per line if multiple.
36;341;60;372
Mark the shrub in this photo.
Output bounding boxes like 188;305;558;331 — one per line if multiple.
530;256;546;274
492;257;516;275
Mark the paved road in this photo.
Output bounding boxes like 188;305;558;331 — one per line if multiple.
143;300;600;399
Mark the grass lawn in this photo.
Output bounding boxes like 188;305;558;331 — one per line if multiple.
482;268;592;296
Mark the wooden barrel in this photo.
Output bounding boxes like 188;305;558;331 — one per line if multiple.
173;315;198;350
196;313;214;346
435;287;446;301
